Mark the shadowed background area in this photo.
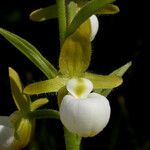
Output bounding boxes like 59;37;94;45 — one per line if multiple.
0;0;148;150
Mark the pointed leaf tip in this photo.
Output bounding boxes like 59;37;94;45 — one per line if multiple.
96;61;132;96
96;4;120;15
30;5;57;22
111;61;132;76
0;28;57;79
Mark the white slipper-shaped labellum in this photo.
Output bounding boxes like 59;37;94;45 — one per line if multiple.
90;15;99;41
60;78;111;137
0;116;15;150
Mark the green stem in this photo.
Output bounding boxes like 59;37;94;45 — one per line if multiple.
56;0;67;46
64;128;82;150
28;109;60;119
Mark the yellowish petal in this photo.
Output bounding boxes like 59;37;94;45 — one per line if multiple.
24;77;68;95
84;72;123;89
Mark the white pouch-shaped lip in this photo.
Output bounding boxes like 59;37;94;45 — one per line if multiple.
60;93;110;137
60;78;110;137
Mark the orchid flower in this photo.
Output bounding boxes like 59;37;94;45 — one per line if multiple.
0;0;130;145
60;78;110;137
23;18;123;96
0;68;49;150
20;4;130;140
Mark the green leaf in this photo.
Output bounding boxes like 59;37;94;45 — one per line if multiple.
96;4;119;15
59;20;91;77
0;28;57;79
67;0;115;36
96;61;132;96
30;5;57;22
24;77;68;95
31;98;49;111
85;72;123;89
9;67;30;111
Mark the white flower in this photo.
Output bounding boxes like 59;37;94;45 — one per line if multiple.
60;78;111;137
90;15;99;41
0;116;15;150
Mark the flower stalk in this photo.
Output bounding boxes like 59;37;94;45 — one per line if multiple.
64;127;81;150
56;0;67;46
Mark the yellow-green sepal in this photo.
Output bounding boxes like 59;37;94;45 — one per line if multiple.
9;67;30;112
30;98;49;111
84;72;123;89
96;4;119;15
24;77;68;95
59;20;91;77
30;5;57;22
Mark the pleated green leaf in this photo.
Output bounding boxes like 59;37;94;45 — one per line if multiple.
24;77;68;95
96;4;119;15
59;20;91;77
96;61;132;96
0;28;57;79
30;5;57;22
31;98;49;111
67;0;115;36
9;67;30;111
85;72;123;89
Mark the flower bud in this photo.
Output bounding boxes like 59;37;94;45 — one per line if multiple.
90;15;99;41
60;78;110;137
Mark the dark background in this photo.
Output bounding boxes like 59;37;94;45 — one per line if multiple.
0;0;148;150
